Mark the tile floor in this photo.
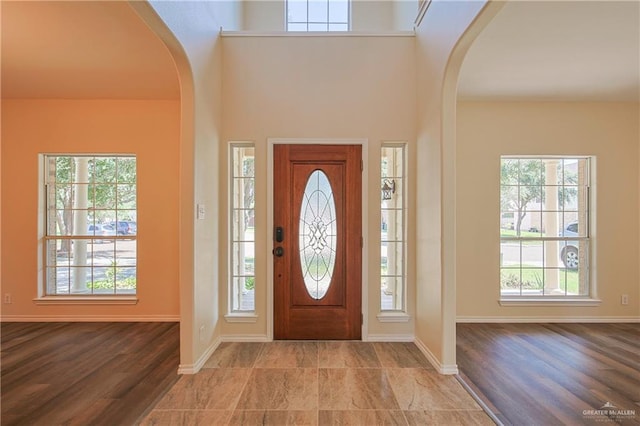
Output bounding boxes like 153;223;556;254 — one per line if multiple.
140;342;493;425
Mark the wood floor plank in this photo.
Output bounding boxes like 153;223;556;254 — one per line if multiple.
1;322;180;426
457;323;640;426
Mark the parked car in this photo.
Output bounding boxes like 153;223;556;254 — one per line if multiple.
87;224;103;235
87;223;116;242
100;223;118;237
124;221;137;235
560;222;579;269
108;221;130;235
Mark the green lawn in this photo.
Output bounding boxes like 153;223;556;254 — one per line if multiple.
501;265;579;294
500;229;545;238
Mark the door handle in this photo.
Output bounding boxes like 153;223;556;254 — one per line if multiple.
273;246;284;257
275;226;284;243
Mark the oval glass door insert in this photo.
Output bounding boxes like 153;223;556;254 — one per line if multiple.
299;170;337;299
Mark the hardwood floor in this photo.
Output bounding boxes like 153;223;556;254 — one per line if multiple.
457;323;640;426
5;322;636;425
1;322;180;426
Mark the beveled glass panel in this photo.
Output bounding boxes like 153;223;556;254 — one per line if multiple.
299;170;336;300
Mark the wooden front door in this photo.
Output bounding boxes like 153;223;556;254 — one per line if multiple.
273;144;362;340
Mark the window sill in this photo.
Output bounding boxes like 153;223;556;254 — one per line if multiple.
224;313;258;323
221;31;416;38
377;312;411;323
33;296;138;305
499;298;602;307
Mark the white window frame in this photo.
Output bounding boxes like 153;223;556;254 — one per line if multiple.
499;156;600;306
286;0;351;32
227;143;256;317
379;143;407;315
36;154;138;304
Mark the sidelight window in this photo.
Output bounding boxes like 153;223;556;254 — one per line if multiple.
230;145;255;312
380;144;406;311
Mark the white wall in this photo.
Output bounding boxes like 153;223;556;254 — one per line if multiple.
456;101;640;321
140;0;235;372
352;0;393;31
394;0;419;31
414;0;501;372
242;0;283;30
220;34;417;339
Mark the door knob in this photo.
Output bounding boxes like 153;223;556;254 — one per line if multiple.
273;246;284;257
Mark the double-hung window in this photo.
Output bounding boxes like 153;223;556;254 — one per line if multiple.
287;0;350;31
500;157;591;299
43;155;137;296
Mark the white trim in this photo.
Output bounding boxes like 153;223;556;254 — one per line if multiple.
178;336;221;375
1;315;179;322
224;313;259;323
456;316;640;323
414;0;432;27
227;142;256;315
414;336;459;375
499;298;602;307
221;334;270;342
267;138;369;341
221;31;415;38
376;312;411;323
33;296;138;305
365;333;414;342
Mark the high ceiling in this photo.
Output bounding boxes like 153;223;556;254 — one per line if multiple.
1;1;179;99
458;1;640;102
2;1;638;102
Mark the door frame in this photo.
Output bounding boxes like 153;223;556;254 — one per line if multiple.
267;138;369;341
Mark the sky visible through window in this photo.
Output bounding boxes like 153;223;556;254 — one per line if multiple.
287;0;349;31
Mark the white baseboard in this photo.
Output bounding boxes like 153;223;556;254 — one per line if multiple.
457;316;640;323
221;334;270;342
178;336;222;375
1;315;180;322
178;334;268;374
365;333;414;342
413;337;458;375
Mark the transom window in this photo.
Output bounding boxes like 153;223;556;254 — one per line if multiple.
286;0;350;31
500;157;591;298
43;155;137;296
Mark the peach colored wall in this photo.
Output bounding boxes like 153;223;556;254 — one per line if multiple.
220;35;417;339
1;99;180;320
456;101;640;320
